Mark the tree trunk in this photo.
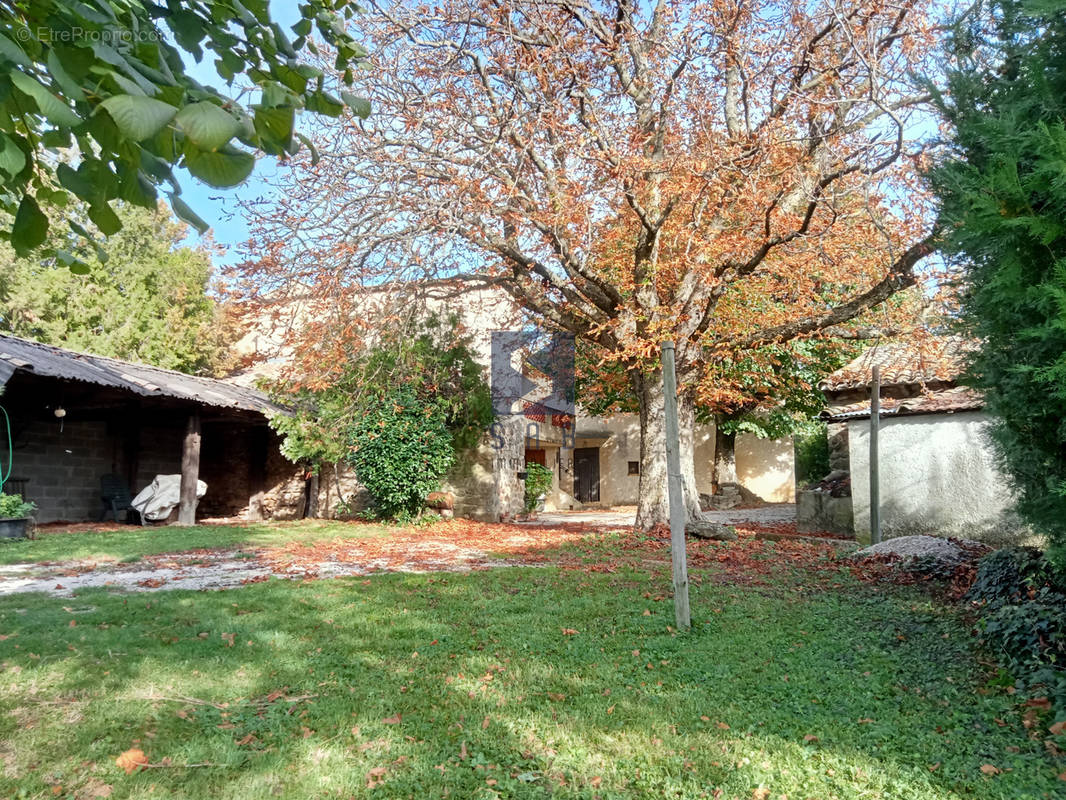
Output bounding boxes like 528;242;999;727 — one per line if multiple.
677;391;706;518
713;423;737;489
634;369;704;530
634;369;669;530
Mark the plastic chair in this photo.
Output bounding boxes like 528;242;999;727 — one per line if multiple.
99;474;143;525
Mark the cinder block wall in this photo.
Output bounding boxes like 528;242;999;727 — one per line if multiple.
6;419;118;523
2;413;303;524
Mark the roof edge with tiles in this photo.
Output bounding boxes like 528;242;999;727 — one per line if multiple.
818;337;977;393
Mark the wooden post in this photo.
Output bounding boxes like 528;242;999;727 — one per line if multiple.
178;413;202;526
869;365;881;545
662;342;691;630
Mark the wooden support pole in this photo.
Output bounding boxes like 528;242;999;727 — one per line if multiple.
662;342;691;630
869;365;881;545
178;412;202;526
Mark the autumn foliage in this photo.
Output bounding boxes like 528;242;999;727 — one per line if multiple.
236;0;942;527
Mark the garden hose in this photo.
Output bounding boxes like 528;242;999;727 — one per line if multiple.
0;404;11;491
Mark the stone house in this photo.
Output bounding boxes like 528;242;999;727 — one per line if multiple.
800;338;1029;544
234;279;796;521
0;333;306;524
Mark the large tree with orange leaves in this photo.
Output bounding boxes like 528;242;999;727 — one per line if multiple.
235;0;941;529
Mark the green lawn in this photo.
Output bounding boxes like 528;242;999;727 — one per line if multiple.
0;545;1062;799
0;520;389;566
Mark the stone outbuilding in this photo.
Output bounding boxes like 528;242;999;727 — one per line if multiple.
235;279;797;521
799;338;1029;545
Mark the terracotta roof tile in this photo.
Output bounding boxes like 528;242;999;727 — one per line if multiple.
819;337;976;392
822;386;984;422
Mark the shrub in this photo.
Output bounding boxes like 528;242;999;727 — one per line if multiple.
0;493;35;519
269;314;493;520
793;422;830;487
523;462;553;513
348;386;457;521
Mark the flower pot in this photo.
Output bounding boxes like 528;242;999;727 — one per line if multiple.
0;517;30;539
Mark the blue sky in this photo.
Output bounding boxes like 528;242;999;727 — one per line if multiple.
175;1;301;266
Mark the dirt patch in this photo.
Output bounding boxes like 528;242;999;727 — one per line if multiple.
0;520;617;597
0;517;862;598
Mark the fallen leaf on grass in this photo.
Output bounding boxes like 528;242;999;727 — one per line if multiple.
928;762;940;772
980;764;1001;776
481;716;490;730
752;788;770;800
382;714;402;725
716;722;730;730
1049;721;1066;736
220;633;235;647
803;734;819;743
366;766;387;788
115;748;149;775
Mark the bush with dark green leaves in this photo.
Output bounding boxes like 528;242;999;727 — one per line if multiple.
794;422;830;487
348;386;457;521
930;0;1066;562
981;591;1066;669
270;315;493;521
966;546;1064;609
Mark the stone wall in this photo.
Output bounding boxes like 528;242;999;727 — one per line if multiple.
827;423;850;473
796;489;853;535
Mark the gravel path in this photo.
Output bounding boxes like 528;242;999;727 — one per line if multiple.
0;549;528;598
0;506;798;598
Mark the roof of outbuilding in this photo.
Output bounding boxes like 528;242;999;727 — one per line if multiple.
822;385;985;422
0;333;285;416
818;337;975;393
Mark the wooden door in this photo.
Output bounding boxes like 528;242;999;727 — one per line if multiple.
573;447;600;503
525;448;547;467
